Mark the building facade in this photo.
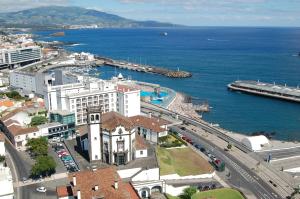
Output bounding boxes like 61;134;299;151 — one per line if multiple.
50;110;76;138
88;109;136;165
117;85;141;117
1;46;41;68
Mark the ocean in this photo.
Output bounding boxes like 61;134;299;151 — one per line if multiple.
36;27;300;141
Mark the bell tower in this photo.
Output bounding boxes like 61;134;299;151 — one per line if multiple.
88;107;102;162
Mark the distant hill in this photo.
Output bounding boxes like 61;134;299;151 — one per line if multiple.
0;6;179;29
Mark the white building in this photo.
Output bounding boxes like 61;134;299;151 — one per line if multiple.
1;46;41;68
242;135;269;151
0;134;5;157
0;167;14;199
117;85;141;117
44;78;118;125
9;70;52;96
44;77;141;125
88;108;136;164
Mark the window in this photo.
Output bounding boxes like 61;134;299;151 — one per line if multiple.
96;114;100;121
94;137;97;140
117;141;124;152
91;115;95;121
95;155;98;160
140;150;143;155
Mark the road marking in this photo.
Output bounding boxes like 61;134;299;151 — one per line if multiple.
257;146;300;152
270;155;300;162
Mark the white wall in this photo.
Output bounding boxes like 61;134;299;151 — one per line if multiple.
117;168;142;179
132;168;160;181
88;121;101;161
117;90;140;117
135;149;147;158
0;141;5;156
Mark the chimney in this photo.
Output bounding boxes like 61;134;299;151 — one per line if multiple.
148;112;152;118
114;180;119;190
94;185;99;191
73;175;76;186
77;190;81;199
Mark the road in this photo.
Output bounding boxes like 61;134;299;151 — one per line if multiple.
172;126;281;199
141;103;288;199
257;147;300;161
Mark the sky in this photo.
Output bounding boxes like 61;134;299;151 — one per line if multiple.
0;0;300;27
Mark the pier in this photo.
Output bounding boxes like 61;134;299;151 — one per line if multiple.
96;56;192;78
228;80;300;103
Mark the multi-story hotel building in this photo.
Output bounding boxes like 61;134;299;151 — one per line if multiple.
44;78;122;125
0;46;42;68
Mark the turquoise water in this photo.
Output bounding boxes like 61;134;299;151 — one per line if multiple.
36;27;300;141
140;91;168;105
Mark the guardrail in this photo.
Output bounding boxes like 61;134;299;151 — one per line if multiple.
141;102;252;153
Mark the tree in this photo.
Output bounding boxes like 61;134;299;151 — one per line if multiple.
30;115;48;126
26;137;48;157
227;143;232;150
0;155;5;163
31;155;56;177
5;91;23;100
180;186;197;199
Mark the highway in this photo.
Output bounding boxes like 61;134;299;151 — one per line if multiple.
257;147;300;161
172;125;280;199
141;103;287;199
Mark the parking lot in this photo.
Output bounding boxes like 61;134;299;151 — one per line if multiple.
50;141;80;173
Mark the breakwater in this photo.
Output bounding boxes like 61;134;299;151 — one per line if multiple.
95;56;192;78
228;80;300;103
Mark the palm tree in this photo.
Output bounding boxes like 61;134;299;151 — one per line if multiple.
179;186;197;199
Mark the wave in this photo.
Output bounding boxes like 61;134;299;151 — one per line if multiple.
68;43;86;46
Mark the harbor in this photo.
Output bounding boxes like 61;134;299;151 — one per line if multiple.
96;56;192;78
228;80;300;103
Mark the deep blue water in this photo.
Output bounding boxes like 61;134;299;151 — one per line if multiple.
36;27;300;141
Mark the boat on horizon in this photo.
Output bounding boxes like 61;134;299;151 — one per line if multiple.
160;32;168;36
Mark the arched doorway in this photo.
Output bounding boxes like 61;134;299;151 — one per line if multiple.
151;186;162;193
140;187;150;198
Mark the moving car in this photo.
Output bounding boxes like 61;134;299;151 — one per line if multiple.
36;187;47;193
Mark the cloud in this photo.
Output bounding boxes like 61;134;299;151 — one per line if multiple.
0;0;69;12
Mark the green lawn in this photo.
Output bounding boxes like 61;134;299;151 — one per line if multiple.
192;188;245;199
157;146;213;176
167;188;245;199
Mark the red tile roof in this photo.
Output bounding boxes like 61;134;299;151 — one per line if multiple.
56;186;73;198
130;115;169;133
59;167;140;199
102;112;134;132
8;125;38;137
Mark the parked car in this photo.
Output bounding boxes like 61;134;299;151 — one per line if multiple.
200;147;206;152
36;187;47;193
194;144;201;149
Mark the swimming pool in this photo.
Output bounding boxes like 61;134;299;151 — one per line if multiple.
140;90;168;105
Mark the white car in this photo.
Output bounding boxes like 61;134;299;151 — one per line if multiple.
36;187;47;193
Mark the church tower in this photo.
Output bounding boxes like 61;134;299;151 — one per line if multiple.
88;107;102;162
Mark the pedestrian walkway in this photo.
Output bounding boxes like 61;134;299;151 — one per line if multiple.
13;172;68;188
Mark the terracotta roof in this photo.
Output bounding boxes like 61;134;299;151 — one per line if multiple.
0;132;5;141
56;186;73;198
102;112;134;132
8;125;38;137
135;134;147;150
0;108;23;122
124;182;140;199
62;167;140;199
130;115;169;133
3;119;20;127
77;125;88;136
0;100;14;107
